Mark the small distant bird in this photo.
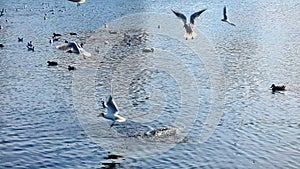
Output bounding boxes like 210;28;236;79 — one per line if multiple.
26;41;34;51
53;33;62;38
171;8;207;40
0;44;4;48
68;65;76;71
142;47;154;53
27;46;34;52
47;61;58;66
18;37;23;42
221;6;236;26
98;95;126;128
126;39;131;46
70;32;77;35
27;41;33;47
270;84;286;92
0;8;4;17
68;0;86;6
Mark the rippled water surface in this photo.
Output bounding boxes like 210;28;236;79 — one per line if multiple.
1;0;299;168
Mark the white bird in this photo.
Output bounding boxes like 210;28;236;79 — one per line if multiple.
68;0;86;6
98;95;126;128
221;6;236;26
171;9;207;40
56;41;91;57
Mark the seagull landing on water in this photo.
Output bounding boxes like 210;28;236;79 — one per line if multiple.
56;41;91;57
171;9;207;40
68;0;86;6
221;6;236;26
98;95;126;128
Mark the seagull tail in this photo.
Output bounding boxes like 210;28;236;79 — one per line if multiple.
116;116;126;122
184;32;197;40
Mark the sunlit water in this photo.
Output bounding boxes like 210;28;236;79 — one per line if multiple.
1;0;299;168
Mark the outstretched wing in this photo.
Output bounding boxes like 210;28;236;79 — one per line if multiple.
223;6;227;20
190;9;207;24
171;9;187;25
56;42;80;54
106;95;119;115
68;42;80;54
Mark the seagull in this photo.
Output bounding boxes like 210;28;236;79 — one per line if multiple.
27;41;33;47
18;37;23;42
68;0;86;6
0;8;4;17
221;6;236;26
98;95;126;128
26;41;34;51
171;9;207;40
27;46;34;52
56;41;91;57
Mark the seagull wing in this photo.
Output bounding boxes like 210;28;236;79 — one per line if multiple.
68;42;80;54
106;95;119;115
190;9;207;24
80;49;91;57
228;22;236;26
223;6;227;20
56;43;69;50
171;9;187;25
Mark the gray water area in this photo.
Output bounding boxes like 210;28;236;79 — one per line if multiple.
1;0;300;168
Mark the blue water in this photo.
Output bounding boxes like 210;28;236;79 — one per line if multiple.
1;0;299;168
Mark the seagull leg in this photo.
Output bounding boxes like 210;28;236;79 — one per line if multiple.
110;121;116;128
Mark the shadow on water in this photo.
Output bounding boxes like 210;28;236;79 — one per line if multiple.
100;153;125;169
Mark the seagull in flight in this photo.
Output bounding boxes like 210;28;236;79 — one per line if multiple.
68;0;86;6
56;41;91;57
171;9;207;40
98;95;126;128
221;6;236;26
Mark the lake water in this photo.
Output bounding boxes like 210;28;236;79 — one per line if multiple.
1;0;299;168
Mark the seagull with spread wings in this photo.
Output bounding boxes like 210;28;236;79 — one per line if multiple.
221;6;236;26
171;9;207;40
98;95;126;128
56;41;91;57
68;0;86;6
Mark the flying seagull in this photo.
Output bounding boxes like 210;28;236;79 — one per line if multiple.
56;41;91;57
68;0;86;6
171;9;207;40
98;95;126;128
221;6;236;26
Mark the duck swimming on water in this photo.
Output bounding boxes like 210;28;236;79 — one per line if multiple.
271;84;286;92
